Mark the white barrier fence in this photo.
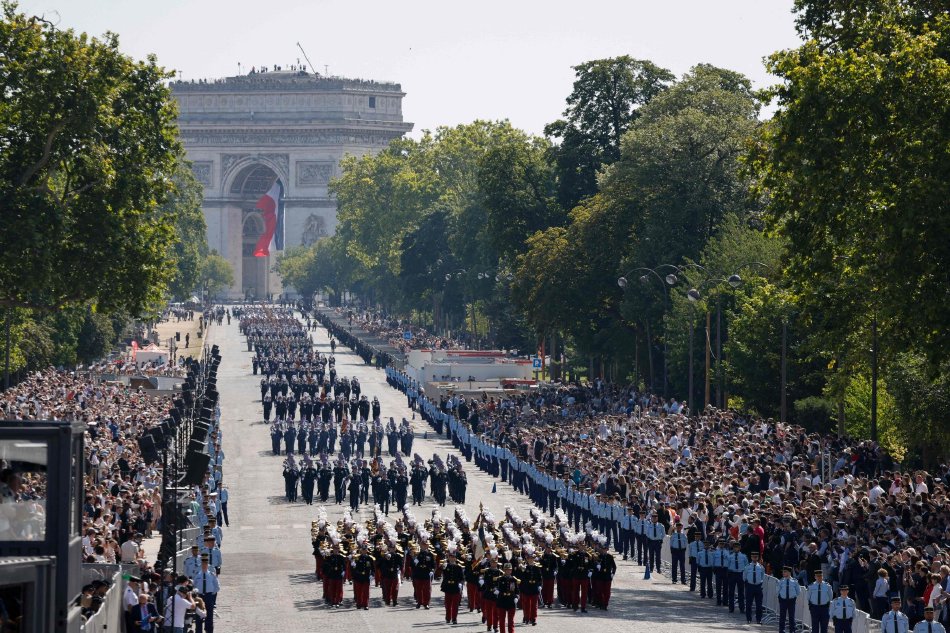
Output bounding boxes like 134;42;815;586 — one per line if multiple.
658;537;880;633
80;567;123;633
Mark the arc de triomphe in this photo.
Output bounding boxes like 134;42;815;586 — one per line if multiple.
172;69;413;299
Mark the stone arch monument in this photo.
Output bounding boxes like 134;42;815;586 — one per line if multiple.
172;69;413;299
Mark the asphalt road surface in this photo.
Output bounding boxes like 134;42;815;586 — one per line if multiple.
205;315;756;633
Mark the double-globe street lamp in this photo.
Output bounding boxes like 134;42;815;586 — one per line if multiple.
618;262;706;405
685;261;792;420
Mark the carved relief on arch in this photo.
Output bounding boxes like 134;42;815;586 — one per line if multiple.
301;214;328;246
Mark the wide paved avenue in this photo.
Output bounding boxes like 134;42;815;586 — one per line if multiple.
206;315;752;633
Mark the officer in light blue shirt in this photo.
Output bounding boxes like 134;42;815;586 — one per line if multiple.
742;551;766;623
880;596;910;633
830;585;856;633
687;531;704;592
183;545;202;580
200;535;224;574
696;539;714;598
912;606;946;633
778;566;802;633
668;521;689;584
725;542;748;613
193;556;220;631
808;569;833;633
711;538;728;605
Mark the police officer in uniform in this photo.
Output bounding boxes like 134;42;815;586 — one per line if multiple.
913;606;946;633
743;550;766;623
669;520;688;585
881;596;910;633
831;585;857;633
808;568;833;633
778;565;801;633
687;530;705;592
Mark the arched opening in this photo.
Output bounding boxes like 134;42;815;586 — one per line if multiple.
230;163;279;299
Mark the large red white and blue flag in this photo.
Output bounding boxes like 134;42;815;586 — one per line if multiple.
253;179;285;257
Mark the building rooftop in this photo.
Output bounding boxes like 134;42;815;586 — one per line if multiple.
170;69;404;94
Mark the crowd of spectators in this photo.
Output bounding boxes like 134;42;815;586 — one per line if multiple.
341;307;466;354
386;370;950;626
0;368;177;622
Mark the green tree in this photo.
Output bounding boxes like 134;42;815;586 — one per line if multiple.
755;0;950;366
478;133;562;263
545;57;675;210
0;4;185;315
886;352;950;467
200;252;234;299
165;161;208;301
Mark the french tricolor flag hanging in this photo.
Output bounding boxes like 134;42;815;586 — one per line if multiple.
253;179;285;257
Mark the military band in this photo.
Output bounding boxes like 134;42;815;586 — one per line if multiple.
305;501;619;630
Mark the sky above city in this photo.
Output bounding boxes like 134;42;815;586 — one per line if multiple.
20;0;803;136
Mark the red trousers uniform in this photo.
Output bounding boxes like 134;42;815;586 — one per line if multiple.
495;605;516;633
570;578;589;609
541;578;555;606
324;578;344;605
412;578;432;606
556;577;567;605
444;592;461;622
482;598;496;628
381;577;399;604
592;579;612;607
466;582;482;611
353;580;370;608
520;593;539;622
315;556;323;579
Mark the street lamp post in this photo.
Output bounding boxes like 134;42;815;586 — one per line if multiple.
687;275;742;410
618;266;678;396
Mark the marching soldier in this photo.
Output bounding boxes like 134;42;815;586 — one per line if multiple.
441;546;465;624
410;537;436;609
519;547;543;624
378;541;403;606
495;563;520;633
539;541;558;609
351;542;375;610
323;543;347;607
480;555;503;630
592;540;616;610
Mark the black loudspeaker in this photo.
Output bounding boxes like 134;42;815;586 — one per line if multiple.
191;422;209;443
211;345;219;355
179;450;211;486
147;426;166;450
188;438;206;455
137;434;159;464
169;408;182;425
183;389;194;407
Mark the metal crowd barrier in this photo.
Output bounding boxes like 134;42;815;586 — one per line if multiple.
658;537;879;633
